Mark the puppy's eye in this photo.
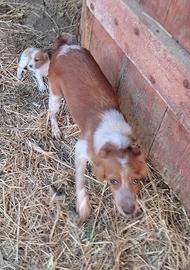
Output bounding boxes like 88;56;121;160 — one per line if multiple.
110;179;120;185
35;58;39;62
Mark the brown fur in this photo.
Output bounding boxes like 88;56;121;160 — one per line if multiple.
34;50;49;69
49;48;119;133
54;36;68;50
48;42;147;219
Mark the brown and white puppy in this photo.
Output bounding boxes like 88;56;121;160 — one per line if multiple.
17;48;50;91
48;37;147;221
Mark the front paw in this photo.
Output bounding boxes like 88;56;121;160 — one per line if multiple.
16;72;23;80
38;84;47;92
76;194;91;222
51;125;61;139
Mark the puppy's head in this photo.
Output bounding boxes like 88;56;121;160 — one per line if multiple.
27;49;49;71
93;143;147;216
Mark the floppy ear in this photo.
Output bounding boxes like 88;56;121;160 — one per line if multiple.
128;145;148;161
128;146;147;176
40;49;49;60
43;52;49;61
93;161;105;180
134;153;147;176
135;154;147;176
99;143;116;159
136;152;147;163
128;145;141;155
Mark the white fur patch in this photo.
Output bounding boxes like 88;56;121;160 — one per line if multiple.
17;48;38;79
48;95;61;114
37;60;49;77
76;188;91;220
94;110;132;154
48;95;61;138
77;188;87;208
118;157;128;167
28;48;38;55
75;139;89;160
58;44;80;56
29;48;41;68
75;148;91;220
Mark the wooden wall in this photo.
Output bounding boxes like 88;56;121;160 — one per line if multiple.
80;0;190;213
140;0;190;53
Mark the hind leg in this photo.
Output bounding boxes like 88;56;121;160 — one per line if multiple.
48;87;62;139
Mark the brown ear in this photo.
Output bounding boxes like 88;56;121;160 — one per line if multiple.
128;145;141;155
43;52;49;61
133;153;147;176
93;161;105;180
138;157;147;176
128;146;147;176
131;146;147;167
99;143;117;159
136;153;147;163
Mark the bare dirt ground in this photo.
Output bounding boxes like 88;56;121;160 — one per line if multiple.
0;0;190;269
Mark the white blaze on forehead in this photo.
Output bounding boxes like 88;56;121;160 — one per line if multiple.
24;47;39;57
118;157;128;168
94;109;132;154
121;169;129;188
58;44;80;57
31;48;41;58
28;48;41;67
18;48;39;68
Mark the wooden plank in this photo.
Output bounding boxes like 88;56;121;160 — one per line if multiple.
178;144;190;213
164;0;190;53
141;0;190;54
150;109;190;212
80;0;94;49
150;110;190;190
89;18;125;89
86;0;190;133
139;0;171;25
118;61;167;154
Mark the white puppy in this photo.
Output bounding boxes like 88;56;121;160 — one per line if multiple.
17;48;50;91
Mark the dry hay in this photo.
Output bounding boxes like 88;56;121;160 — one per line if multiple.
0;1;190;269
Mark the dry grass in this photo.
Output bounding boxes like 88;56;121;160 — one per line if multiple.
0;1;190;269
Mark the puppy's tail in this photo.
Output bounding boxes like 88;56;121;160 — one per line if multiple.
54;35;68;50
